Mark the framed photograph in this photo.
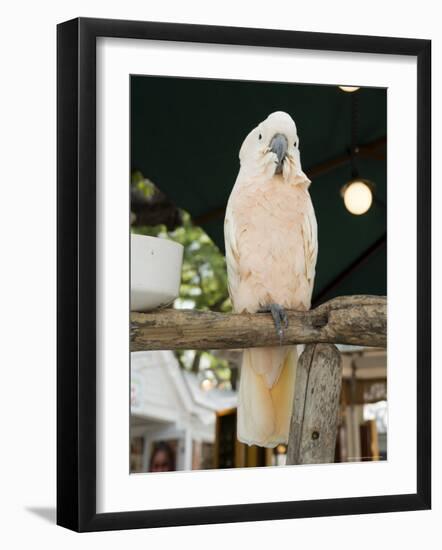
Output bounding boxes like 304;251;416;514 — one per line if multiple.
57;17;431;532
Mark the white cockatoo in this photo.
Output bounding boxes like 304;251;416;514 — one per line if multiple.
224;111;318;448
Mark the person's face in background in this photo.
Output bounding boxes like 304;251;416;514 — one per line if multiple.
150;450;172;472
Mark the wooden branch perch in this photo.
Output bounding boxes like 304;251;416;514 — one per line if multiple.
131;295;386;351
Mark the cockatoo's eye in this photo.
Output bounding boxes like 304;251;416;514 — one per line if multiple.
294;140;298;148
258;134;262;140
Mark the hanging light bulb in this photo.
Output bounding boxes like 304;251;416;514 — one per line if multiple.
199;369;217;391
276;444;287;455
340;91;375;215
339;85;360;92
341;178;373;215
200;378;215;391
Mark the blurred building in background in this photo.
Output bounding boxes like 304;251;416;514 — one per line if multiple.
130;351;237;473
338;346;387;462
131;346;386;472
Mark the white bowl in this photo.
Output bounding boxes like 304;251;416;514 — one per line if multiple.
130;234;184;312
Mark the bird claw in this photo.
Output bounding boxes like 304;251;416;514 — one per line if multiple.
258;303;289;342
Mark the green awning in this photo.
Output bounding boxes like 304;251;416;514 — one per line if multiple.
131;76;386;304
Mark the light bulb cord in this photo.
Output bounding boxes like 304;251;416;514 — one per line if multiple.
350;92;359;179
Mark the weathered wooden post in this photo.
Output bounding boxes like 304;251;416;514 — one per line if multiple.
286;343;343;465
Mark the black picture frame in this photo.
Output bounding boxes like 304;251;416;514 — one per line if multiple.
57;17;431;532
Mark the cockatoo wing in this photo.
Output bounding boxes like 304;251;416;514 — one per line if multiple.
302;197;318;301
224;196;240;306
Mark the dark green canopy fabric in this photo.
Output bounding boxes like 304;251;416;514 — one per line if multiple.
131;76;386;304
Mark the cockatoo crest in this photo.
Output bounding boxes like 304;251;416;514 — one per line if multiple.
239;111;310;186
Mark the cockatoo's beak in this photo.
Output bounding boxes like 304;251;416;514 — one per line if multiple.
269;133;288;174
